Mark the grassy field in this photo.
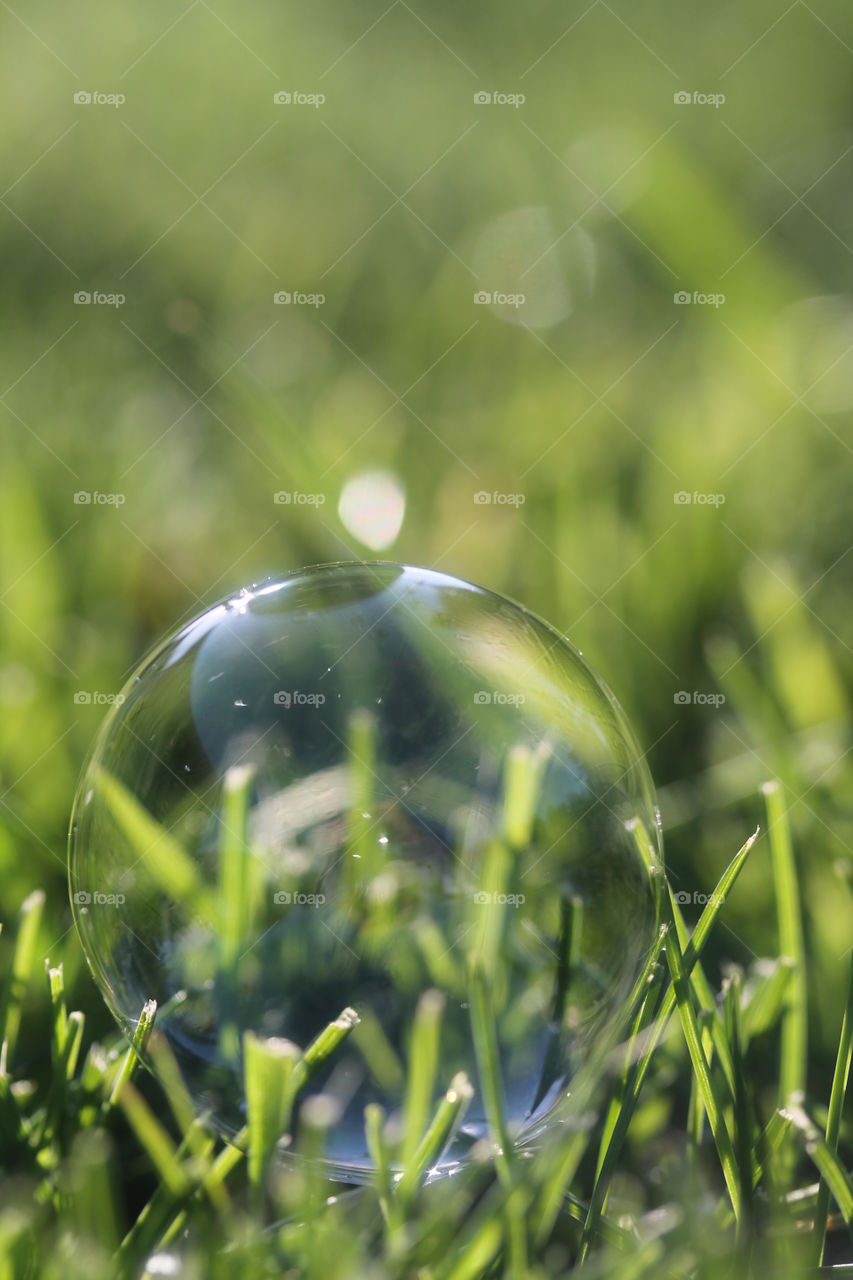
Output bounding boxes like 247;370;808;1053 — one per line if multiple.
2;0;853;1275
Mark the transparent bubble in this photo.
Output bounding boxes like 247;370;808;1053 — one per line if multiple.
69;563;662;1181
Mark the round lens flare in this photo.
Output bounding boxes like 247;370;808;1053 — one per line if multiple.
69;563;663;1181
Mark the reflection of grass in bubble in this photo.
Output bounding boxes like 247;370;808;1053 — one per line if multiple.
95;770;214;919
90;712;659;1188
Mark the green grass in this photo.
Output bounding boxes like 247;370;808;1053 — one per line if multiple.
5;797;853;1275
2;1;853;1274
814;951;853;1265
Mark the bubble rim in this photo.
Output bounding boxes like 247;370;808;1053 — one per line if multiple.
67;559;665;1164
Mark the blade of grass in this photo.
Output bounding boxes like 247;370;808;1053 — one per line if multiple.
723;967;755;1224
579;828;759;1257
217;763;256;1061
347;708;378;879
41;966;83;1144
400;989;444;1169
469;838;512;975
531;893;581;1115
681;829;760;966
752;1107;791;1192
116;1081;190;1199
763;781;807;1106
467;972;528;1280
0;1069;22;1149
412;917;467;995
46;963;67;1063
289;1005;360;1099
814;948;853;1264
105;999;157;1113
204;1005;360;1192
502;742;548;850
351;1006;405;1094
532;1121;595;1248
439;1218;503;1280
395;1071;473;1208
628;817;665;919
741;957;794;1046
147;1031;211;1164
586;923;668;1194
781;1102;853;1233
662;897;742;1221
365;1103;392;1224
115;1122;215;1266
686;1065;704;1190
244;1032;301;1190
469;965;514;1188
640;825;736;1098
96;771;214;922
0;890;44;1065
217;763;255;968
62;1010;84;1081
671;897;735;1097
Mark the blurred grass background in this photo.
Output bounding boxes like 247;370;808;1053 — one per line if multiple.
1;0;852;1132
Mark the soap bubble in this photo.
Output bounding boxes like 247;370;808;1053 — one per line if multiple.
69;563;662;1180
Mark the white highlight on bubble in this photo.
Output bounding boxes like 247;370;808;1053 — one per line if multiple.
337;470;405;551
